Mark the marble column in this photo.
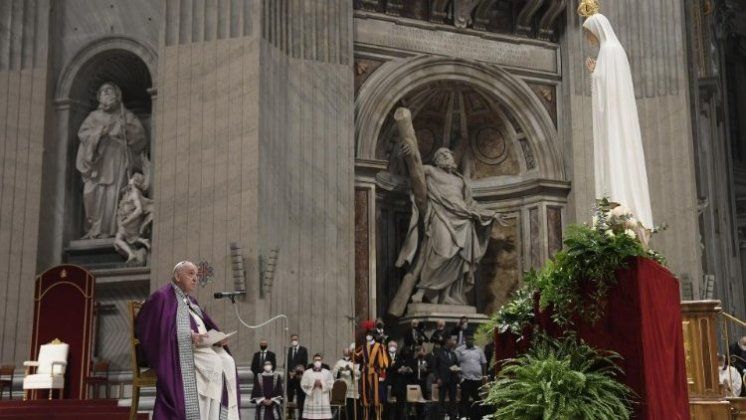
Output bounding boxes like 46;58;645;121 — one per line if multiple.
0;0;52;365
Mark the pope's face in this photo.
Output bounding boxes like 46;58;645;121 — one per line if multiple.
175;263;199;295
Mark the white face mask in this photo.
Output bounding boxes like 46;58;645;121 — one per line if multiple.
389;346;397;353
263;365;272;373
314;361;322;369
366;335;373;343
291;340;299;347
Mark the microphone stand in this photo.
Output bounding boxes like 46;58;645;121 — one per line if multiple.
230;302;289;419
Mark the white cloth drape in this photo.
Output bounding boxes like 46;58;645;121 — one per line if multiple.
585;13;654;228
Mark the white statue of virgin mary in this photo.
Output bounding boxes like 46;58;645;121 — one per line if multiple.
581;1;654;229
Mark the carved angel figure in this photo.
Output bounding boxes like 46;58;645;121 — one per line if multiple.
113;153;153;266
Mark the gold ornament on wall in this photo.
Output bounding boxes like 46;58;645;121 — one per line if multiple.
577;0;600;17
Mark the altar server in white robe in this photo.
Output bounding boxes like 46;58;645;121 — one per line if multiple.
300;354;334;420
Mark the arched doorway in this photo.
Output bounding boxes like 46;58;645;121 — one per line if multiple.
353;56;569;328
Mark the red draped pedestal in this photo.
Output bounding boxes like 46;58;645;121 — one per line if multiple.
30;265;94;400
495;257;690;420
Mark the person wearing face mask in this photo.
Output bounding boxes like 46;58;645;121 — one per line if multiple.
408;345;432;400
354;321;389;420
384;340;411;420
455;334;486;420
251;360;284;420
375;318;389;344
251;339;277;377
300;354;334;419
403;319;428;351
332;345;361;420
287;334;309;417
430;320;448;349
450;316;471;347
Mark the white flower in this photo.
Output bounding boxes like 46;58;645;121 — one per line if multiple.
610;205;632;218
624;229;637;239
591;215;599;228
605;229;615;238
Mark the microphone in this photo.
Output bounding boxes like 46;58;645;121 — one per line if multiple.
214;291;246;299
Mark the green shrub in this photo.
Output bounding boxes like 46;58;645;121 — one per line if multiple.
482;334;634;420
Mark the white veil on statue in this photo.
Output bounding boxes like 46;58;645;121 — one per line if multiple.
583;12;654;229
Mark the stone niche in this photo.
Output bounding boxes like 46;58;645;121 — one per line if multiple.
60;48;154;271
356;58;569;334
50;43;156;370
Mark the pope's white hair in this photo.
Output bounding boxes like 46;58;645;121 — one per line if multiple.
172;260;195;281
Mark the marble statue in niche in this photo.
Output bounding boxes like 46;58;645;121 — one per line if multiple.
76;82;147;239
388;107;507;317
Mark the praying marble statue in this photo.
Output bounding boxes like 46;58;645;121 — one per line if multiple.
76;82;147;239
113;154;153;266
388;107;506;317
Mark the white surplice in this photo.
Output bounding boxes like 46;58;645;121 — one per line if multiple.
300;368;334;419
189;308;239;420
585;13;654;229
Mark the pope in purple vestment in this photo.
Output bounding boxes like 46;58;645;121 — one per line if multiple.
136;261;241;419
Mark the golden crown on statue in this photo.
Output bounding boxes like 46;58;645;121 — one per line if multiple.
577;0;600;17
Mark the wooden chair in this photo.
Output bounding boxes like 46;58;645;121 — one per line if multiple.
330;379;347;419
84;360;110;399
129;301;157;420
0;365;14;400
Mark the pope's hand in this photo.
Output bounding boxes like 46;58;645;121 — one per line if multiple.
400;143;413;157
191;331;208;345
585;57;596;72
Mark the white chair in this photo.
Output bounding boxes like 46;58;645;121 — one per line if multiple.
23;338;69;400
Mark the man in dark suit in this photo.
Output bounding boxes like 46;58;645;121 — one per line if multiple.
384;340;410;419
434;338;460;420
429;319;448;349
403;319;428;351
450;316;472;347
408;345;432;417
286;333;309;417
251;339;277;377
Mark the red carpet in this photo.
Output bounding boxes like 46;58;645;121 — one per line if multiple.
0;400;147;419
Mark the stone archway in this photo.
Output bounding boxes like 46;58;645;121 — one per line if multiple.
355;55;564;180
353;55;569;326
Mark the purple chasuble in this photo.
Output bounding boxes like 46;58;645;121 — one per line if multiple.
136;283;241;419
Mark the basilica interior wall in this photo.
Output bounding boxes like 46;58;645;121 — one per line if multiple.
148;0;261;364
0;0;52;366
258;0;356;361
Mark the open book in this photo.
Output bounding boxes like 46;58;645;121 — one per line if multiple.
200;330;237;347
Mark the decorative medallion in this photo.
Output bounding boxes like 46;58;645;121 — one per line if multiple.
197;260;215;288
472;126;509;165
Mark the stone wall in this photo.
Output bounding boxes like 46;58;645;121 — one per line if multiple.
0;0;51;365
149;0;261;363
258;0;356;359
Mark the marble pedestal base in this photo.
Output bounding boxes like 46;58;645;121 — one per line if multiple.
399;303;489;326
